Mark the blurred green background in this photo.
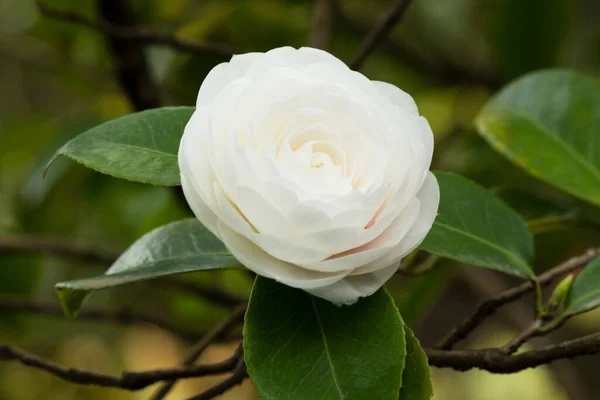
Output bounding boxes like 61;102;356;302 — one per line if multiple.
1;0;600;399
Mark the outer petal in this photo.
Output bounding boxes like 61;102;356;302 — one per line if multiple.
216;220;350;290
306;263;399;306
351;172;440;275
196;53;261;107
372;81;419;116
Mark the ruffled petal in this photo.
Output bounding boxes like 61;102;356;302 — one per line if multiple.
305;263;399;306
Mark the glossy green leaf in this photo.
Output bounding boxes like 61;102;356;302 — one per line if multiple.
493;187;584;234
563;256;600;317
48;107;194;186
399;326;433;400
244;277;406;400
55;219;239;316
421;172;534;279
476;70;600;206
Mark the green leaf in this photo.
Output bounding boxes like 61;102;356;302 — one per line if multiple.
399;326;433;400
244;277;406;400
55;219;239;317
420;172;535;279
48;107;194;186
476;69;600;206
493;187;584;234
563;256;600;317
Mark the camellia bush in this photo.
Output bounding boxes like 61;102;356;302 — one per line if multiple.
42;51;600;399
2;1;600;400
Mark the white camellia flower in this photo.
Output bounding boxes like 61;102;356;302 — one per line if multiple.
179;46;439;305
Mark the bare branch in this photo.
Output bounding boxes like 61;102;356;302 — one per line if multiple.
188;359;248;400
500;319;544;356
0;234;245;307
436;247;600;350
0;235;117;264
35;1;237;56
98;0;161;111
350;0;415;70
426;331;600;373
151;304;247;400
309;0;336;50
0;343;240;390
0;294;205;342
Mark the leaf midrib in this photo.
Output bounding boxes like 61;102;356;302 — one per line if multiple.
70;141;178;159
433;221;533;277
311;297;345;399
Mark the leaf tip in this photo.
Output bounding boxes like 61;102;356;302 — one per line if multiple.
55;284;89;318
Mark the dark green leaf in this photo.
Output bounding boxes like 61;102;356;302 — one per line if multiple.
493;187;584;234
476;69;600;206
48;107;194;186
421;172;534;279
399;326;433;400
563;256;600;317
55;219;239;316
244;277;406;400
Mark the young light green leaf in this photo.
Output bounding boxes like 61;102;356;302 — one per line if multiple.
244;277;406;400
48;107;194;186
548;274;574;313
399;325;433;400
476;69;600;206
563;256;600;317
420;172;535;279
55;219;240;317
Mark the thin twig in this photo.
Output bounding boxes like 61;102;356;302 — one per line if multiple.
0;343;239;390
350;0;415;70
150;304;247;400
98;0;161;111
309;0;336;50
0;235;117;264
188;359;248;400
436;247;600;350
426;331;600;373
0;234;246;308
500;319;544;355
0;294;202;342
4;330;600;387
35;1;237;56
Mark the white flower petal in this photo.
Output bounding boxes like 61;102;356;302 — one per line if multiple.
351;172;439;275
217;220;349;290
372;81;419;115
306;263;399;306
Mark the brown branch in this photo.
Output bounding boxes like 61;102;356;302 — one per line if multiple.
436;247;600;350
350;0;415;70
0;342;240;390
4;329;600;390
188;359;248;400
500;319;544;355
0;294;204;342
309;0;336;50
35;1;237;57
151;304;247;400
0;235;117;264
0;234;246;307
426;331;600;373
98;0;161;111
159;278;246;308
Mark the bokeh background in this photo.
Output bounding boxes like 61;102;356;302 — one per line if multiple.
1;0;600;399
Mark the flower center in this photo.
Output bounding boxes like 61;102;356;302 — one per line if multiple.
310;152;334;169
